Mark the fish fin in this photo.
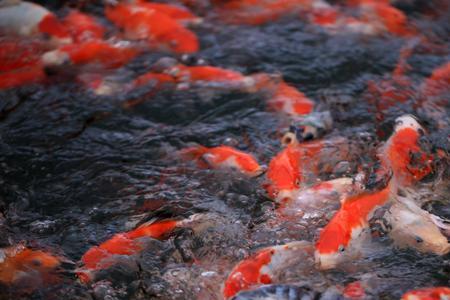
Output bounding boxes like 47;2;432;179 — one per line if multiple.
430;214;450;236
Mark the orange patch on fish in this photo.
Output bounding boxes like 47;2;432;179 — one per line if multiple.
62;10;105;42
180;145;262;177
105;3;198;53
0;64;46;90
268;81;315;116
401;287;450;300
173;65;246;83
222;248;274;298
315;187;390;269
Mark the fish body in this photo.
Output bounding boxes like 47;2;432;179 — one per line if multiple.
0;246;60;285
42;40;138;69
62;10;105;42
380;115;433;187
0;1;70;43
422;62;450;98
315;187;391;270
105;3;199;53
401;287;450;300
180;145;263;177
78;219;179;283
0;63;46;90
223;241;313;299
131;1;201;24
267;81;315;116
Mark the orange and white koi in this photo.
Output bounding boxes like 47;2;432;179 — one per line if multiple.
0;0;71;44
78;214;213;283
180;145;263;177
105;2;199;53
62;10;105;43
266;137;353;201
401;287;450;300
0;245;61;286
315;187;391;270
379;115;433;187
127;1;201;25
222;241;313;299
41;40;139;69
267;81;315;117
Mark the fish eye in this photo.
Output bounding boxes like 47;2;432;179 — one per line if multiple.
415;236;423;243
338;245;345;252
395;119;403;127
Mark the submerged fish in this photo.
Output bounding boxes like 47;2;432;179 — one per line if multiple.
105;2;199;53
401;287;450;300
223;241;313;299
231;284;321;300
62;10;105;43
267;81;315;117
0;246;61;289
78;214;215;283
180;145;263;177
315;187;391;270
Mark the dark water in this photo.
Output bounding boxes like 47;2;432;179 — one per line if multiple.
0;1;449;299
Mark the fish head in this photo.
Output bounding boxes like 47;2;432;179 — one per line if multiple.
393;115;423;133
17;249;61;270
389;207;450;256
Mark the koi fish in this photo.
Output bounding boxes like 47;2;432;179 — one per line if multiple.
266;137;355;201
357;2;414;36
167;64;249;89
379;115;433;187
222;241;313;299
0;0;71;44
267;81;315;117
180;145;263;177
0;245;61;286
383;193;450;255
277;177;360;218
0;39;48;90
105;2;199;53
41;40;139;69
401;287;450;300
62;10;105;42
78;214;218;283
128;1;201;25
281;111;333;144
315;187;391;270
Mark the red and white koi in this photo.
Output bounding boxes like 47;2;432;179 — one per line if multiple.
0;0;71;44
62;10;105;43
41;40;139;69
78;214;213;283
401;287;450;300
105;2;199;53
267;81;315;117
222;241;313;299
180;145;263;177
379;115;433;187
315;187;391;270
